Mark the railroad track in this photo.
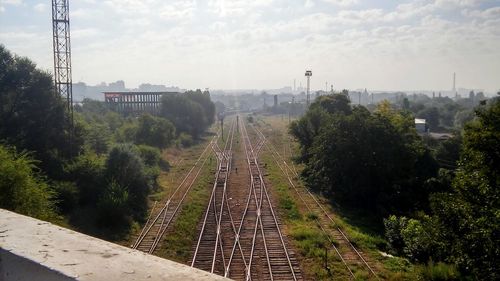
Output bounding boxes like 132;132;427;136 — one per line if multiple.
251;124;380;280
191;118;237;274
191;116;302;281
131;132;218;254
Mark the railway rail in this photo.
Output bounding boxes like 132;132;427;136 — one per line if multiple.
132;132;218;254
251;124;379;280
191;116;302;281
191;118;237;274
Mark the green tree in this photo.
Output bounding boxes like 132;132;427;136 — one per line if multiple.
0;45;81;177
105;144;149;220
0;145;55;220
64;152;105;206
292;96;438;214
135;114;175;149
309;94;352;115
161;93;208;139
429;99;500;279
417;107;440;131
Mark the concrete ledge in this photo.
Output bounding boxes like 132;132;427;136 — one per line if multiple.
0;209;229;281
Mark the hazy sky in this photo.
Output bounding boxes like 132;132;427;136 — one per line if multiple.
1;0;499;92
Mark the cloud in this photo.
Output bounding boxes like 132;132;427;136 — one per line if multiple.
1;0;23;5
463;6;500;19
33;3;46;12
434;0;480;9
1;0;499;91
158;1;196;22
208;0;274;17
322;0;359;6
304;0;315;9
0;0;22;11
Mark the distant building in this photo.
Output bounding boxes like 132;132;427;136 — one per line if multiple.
104;91;179;115
415;118;427;133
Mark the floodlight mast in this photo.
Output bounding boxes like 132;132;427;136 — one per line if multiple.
52;0;73;128
305;70;312;106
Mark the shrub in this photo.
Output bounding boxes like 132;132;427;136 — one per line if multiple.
384;215;408;255
96;179;130;228
415;261;460;281
52;181;79;214
105;144;149;220
64;152;105;206
0;145;55;220
178;132;194;147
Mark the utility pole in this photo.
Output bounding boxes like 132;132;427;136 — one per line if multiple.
453;72;457;99
305;70;312;106
218;112;224;141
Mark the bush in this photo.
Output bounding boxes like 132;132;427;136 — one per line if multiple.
105;144;149;220
415;261;460;281
65;152;105;206
96;179;130;228
135;114;175;149
400;219;432;262
137;144;162;167
52;181;79;214
384;215;408;255
0;145;55;220
178;132;194;147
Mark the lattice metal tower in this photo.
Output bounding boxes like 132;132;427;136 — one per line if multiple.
52;0;73;123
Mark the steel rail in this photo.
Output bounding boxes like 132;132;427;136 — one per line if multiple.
242;120;298;281
253;125;379;279
240;122;272;281
132;133;217;251
191;119;237;271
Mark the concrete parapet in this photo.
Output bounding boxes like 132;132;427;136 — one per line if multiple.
0;209;229;281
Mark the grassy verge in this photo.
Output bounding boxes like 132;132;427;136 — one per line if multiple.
261;149;357;280
155;118;234;263
157;159;215;263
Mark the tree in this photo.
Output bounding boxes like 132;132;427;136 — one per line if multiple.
186;89;216;125
429;100;500;279
0;45;81;177
105;144;149;220
291;96;437;215
0;144;55;220
161;93;208;139
135;114;175;149
310;94;351;115
214;101;226;115
417;107;440;131
64;152;105;206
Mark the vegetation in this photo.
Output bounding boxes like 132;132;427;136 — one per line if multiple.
0;145;55;220
291;92;500;279
0;45;215;240
0;45;80;178
161;89;215;139
290;95;437;216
